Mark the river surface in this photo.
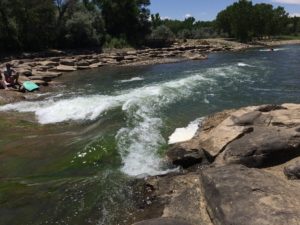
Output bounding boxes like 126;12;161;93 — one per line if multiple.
0;45;300;225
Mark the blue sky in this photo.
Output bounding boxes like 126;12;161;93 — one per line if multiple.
149;0;300;21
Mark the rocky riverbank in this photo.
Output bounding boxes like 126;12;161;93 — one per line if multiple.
0;39;251;105
131;103;300;225
255;39;300;46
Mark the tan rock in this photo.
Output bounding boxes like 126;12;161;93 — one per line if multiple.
89;63;103;68
60;58;76;66
38;60;59;67
54;65;77;72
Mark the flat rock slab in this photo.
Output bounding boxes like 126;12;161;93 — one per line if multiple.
201;164;300;225
137;173;212;225
55;65;77;72
197;106;261;157
223;126;300;167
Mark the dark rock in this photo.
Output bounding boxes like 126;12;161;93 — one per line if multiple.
132;218;192;225
223;126;300;167
167;146;211;168
231;111;261;126
257;104;287;112
201;164;300;225
137;173;212;225
284;160;300;179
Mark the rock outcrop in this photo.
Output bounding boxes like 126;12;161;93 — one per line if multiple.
284;159;300;180
201;164;300;225
131;104;300;225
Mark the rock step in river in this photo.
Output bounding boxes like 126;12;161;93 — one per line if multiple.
134;103;300;225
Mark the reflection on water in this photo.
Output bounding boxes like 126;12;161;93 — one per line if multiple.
0;45;300;225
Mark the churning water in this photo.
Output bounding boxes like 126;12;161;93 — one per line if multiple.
1;45;300;224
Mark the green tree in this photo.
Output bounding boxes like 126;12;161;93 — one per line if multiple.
216;0;289;42
151;13;162;29
98;0;151;45
252;3;274;38
0;0;56;51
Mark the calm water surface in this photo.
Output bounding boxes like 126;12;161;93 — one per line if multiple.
0;45;300;225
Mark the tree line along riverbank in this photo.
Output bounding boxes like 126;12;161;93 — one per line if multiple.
1;0;299;53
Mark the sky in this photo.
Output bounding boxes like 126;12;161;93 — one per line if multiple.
149;0;300;21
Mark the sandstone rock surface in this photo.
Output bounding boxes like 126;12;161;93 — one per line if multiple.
201;164;300;225
132;104;300;225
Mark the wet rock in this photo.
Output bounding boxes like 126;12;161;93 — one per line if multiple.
132;218;192;225
136;173;212;225
183;52;207;60
284;160;300;179
76;66;90;70
167;145;211;169
201;164;300;225
30;72;62;82
89;62;103;68
0;90;26;104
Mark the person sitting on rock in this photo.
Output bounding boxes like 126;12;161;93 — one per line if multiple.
0;69;9;90
2;63;20;89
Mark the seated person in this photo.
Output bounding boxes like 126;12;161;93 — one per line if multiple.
2;63;20;89
0;70;9;90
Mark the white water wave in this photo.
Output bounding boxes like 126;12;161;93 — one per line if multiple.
168;118;203;145
0;64;243;176
237;62;255;67
259;48;286;52
118;77;144;83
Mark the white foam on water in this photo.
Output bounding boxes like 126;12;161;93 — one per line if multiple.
0;64;241;176
259;48;286;52
237;62;254;67
118;77;144;83
168;118;203;145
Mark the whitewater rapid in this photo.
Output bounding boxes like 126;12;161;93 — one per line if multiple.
0;63;250;176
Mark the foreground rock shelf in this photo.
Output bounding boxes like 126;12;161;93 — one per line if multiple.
132;103;300;225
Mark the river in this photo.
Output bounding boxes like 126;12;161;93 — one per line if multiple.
0;45;300;225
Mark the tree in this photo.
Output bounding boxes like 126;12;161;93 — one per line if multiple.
151;13;162;29
216;0;289;42
252;3;274;38
146;25;175;47
0;0;56;51
98;0;151;45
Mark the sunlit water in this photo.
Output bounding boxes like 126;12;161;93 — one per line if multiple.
0;45;300;225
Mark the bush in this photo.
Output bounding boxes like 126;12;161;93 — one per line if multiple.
103;36;130;49
64;11;105;48
146;25;175;47
178;29;192;39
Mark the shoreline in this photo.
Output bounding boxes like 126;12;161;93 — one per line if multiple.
0;38;299;105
